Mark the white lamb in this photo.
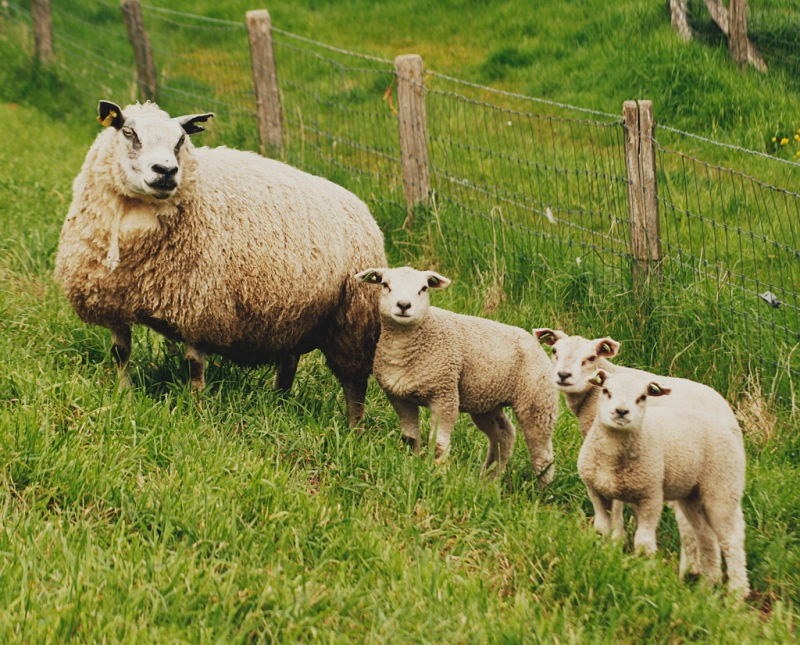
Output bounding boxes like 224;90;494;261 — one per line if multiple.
355;267;558;483
578;369;749;597
534;328;741;581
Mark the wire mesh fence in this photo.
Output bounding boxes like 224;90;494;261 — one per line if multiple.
1;0;798;404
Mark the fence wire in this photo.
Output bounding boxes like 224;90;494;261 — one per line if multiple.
2;0;799;403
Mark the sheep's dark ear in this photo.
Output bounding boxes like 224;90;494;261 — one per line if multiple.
426;271;451;289
176;112;215;135
97;100;124;129
595;337;620;358
355;268;384;284
534;328;562;346
588;370;608;387
646;382;671;397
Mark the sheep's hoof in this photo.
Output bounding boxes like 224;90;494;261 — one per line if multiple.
433;444;449;462
116;373;132;393
400;435;420;453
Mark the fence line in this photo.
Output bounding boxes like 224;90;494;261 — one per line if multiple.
2;0;798;404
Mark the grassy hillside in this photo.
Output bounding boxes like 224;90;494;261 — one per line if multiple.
0;0;799;640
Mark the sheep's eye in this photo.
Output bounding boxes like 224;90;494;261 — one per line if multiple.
602;388;610;397
175;135;186;153
121;127;134;139
419;286;428;294
382;283;390;292
637;395;646;403
588;355;596;362
551;349;557;357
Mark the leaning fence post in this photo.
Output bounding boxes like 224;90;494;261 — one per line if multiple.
120;0;157;100
623;100;661;291
728;0;749;67
395;54;430;225
246;9;283;152
32;0;54;62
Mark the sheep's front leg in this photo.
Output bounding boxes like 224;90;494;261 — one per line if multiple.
429;398;459;464
471;408;516;477
273;353;299;392
629;496;663;556
110;324;132;391
586;486;614;536
388;394;421;452
610;501;625;541
185;345;206;390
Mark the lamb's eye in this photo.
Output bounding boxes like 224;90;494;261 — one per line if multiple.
121;127;134;139
419;285;428;294
602;388;610;397
382;283;390;292
551;349;557;357
175;135;185;153
588;355;596;362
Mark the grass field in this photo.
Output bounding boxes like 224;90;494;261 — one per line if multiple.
1;0;799;641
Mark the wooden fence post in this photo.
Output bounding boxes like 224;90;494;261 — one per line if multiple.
669;0;692;42
32;0;53;62
623;100;661;291
729;0;749;67
246;9;283;152
120;0;157;100
395;54;430;225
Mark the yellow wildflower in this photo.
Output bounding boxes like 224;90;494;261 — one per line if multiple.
795;134;800;142
780;137;789;145
771;136;777;142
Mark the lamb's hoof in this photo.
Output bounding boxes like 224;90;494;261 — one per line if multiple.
433;444;449;462
634;542;657;557
400;435;420;453
116;373;132;394
535;460;555;489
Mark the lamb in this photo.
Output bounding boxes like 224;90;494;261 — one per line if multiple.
578;369;749;597
54;100;386;426
355;266;558;483
533;328;741;580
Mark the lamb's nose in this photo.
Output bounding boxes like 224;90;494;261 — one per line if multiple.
397;300;411;312
615;408;629;417
557;371;572;382
152;163;178;177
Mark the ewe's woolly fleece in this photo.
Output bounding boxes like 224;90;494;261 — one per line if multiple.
55;103;386;376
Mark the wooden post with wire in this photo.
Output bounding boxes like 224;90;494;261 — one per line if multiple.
623;100;661;292
32;0;54;63
120;0;157;100
729;0;749;68
246;9;283;152
395;54;429;226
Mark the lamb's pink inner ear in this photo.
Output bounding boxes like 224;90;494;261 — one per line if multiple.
355;269;383;284
588;370;607;387
597;338;620;357
646;383;671;397
426;273;451;289
534;328;557;346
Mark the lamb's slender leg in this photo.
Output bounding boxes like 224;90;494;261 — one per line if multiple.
388;394;421;452
471;408;516;476
610;501;626;541
341;378;368;428
429;398;459;464
676;497;722;583
273;353;299;392
629;496;664;555
185;345;205;390
586;486;614;536
514;401;556;488
110;325;132;391
705;502;749;598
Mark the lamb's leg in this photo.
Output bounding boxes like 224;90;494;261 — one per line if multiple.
705;502;750;598
429;399;459;464
185;345;206;390
388;394;421;452
676;497;722;583
610;501;626;541
471;408;516;477
629;496;663;556
513;400;556;488
273;353;299;392
110;325;132;391
586;486;614;536
341;377;368;428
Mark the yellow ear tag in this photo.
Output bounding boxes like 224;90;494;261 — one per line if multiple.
97;110;117;127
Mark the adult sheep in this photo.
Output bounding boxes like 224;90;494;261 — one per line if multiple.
55;100;386;426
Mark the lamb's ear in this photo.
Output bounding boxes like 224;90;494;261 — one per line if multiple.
176;112;215;135
595;337;620;358
97;100;124;129
355;268;384;284
646;382;671;397
425;271;451;289
534;328;565;346
588;369;608;387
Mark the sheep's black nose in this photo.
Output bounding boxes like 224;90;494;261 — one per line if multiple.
397;300;411;312
152;163;178;178
615;408;629;417
557;371;572;382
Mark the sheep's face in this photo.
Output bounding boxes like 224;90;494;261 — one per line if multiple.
534;329;620;394
589;370;670;431
355;266;451;327
97;100;213;200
